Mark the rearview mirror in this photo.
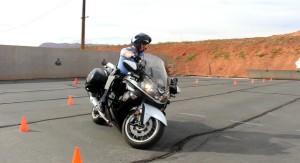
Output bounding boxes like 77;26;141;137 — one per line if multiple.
170;77;178;85
101;59;107;66
139;60;146;68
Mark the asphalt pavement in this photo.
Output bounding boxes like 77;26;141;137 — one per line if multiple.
0;77;300;163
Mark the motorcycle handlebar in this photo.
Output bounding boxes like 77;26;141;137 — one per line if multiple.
131;55;141;63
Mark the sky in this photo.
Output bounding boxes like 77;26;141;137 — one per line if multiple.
0;0;300;47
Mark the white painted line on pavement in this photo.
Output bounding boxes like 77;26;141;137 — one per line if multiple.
180;113;206;118
230;120;263;127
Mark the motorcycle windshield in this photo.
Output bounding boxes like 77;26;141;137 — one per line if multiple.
143;54;168;90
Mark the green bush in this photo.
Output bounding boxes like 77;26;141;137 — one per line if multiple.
213;50;230;59
185;53;197;62
239;51;246;58
270;48;282;58
257;53;266;57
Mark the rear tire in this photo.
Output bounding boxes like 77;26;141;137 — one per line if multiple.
91;106;106;125
122;112;165;149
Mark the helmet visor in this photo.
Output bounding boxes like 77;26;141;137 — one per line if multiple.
141;40;150;45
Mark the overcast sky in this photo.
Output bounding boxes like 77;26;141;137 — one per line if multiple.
0;0;300;47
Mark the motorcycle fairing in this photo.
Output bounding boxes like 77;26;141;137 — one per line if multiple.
139;103;167;126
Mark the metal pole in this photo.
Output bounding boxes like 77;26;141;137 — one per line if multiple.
208;60;212;76
81;0;86;49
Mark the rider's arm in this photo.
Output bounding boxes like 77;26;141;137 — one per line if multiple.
121;48;141;62
122;49;135;58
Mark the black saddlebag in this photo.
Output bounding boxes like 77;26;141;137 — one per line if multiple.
85;68;108;93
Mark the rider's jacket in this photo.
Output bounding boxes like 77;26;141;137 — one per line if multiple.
117;46;144;75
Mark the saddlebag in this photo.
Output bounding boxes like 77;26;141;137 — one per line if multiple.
85;68;108;93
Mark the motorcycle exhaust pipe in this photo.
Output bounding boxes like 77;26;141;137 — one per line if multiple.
90;96;99;106
88;92;99;106
96;108;115;127
89;92;115;127
92;104;115;127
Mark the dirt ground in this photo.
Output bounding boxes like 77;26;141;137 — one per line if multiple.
87;30;300;78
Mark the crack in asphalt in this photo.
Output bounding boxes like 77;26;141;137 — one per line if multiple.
0;80;291;105
0;95;88;105
0;84;81;95
1;84;286;105
132;97;300;163
0;113;90;129
240;90;300;97
178;79;294;89
172;81;292;103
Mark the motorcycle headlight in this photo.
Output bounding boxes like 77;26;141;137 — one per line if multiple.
141;81;160;100
141;79;170;102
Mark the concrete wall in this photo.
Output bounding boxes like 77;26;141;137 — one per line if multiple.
0;45;167;80
248;69;300;80
0;45;119;80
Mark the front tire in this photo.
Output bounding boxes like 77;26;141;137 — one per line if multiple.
122;112;165;149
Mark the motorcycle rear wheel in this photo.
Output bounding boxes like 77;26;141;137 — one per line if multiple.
122;112;165;149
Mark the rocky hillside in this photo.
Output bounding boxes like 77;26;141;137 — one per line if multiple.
87;30;300;77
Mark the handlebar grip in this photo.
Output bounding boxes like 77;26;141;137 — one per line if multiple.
131;55;141;63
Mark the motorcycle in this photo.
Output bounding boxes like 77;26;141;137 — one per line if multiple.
85;54;180;149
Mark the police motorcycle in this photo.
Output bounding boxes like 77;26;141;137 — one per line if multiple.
85;54;180;149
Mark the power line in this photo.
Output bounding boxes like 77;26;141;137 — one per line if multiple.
0;0;73;32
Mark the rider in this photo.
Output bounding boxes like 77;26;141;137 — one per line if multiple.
117;33;152;75
98;33;152;113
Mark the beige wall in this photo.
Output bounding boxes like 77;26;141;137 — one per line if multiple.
0;45;120;80
0;45;167;80
248;69;300;80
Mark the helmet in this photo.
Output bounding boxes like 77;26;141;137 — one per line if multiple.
131;33;152;53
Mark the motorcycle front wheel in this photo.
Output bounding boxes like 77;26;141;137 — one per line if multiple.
122;112;165;149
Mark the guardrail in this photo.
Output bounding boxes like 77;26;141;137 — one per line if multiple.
248;69;300;80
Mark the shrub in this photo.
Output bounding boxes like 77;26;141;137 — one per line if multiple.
270;48;282;58
213;50;230;59
239;51;246;58
185;53;197;62
257;53;266;57
174;55;181;60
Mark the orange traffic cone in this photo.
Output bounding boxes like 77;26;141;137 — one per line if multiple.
74;78;78;84
262;78;266;83
195;79;199;84
233;80;238;86
68;95;74;105
269;77;273;82
72;147;82;163
19;116;29;132
251;79;255;84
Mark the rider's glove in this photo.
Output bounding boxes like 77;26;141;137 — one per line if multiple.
131;55;141;63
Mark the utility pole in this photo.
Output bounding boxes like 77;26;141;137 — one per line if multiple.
81;0;86;49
